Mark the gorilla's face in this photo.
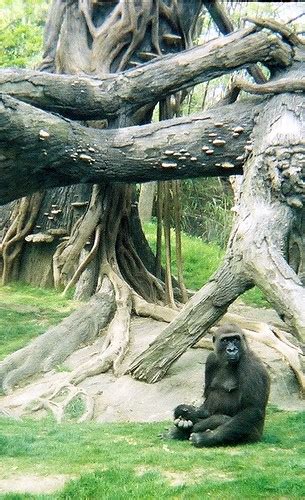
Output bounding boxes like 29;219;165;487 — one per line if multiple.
219;335;242;364
214;330;245;365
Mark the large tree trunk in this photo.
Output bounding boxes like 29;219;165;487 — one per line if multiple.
0;0;201;399
129;64;305;382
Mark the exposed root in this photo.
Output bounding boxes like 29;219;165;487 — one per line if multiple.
53;185;103;288
28;383;94;423
61;223;102;297
6;270;133;420
0;192;43;284
132;293;179;323
70;269;132;383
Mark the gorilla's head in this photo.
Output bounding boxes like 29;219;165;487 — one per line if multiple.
213;323;248;365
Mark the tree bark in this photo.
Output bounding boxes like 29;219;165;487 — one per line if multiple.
0;95;262;204
129;64;305;382
0;27;291;120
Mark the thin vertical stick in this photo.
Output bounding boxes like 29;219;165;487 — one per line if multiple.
163;181;176;308
155;181;163;279
173;180;188;303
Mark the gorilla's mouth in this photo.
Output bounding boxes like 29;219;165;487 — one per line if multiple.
227;351;240;363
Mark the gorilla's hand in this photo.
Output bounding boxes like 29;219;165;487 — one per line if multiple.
174;416;193;429
173;404;197;428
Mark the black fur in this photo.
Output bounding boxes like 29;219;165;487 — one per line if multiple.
168;323;270;447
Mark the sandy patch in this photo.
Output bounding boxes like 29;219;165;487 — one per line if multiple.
0;474;75;494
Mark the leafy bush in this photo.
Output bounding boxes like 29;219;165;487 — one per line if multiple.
0;0;49;68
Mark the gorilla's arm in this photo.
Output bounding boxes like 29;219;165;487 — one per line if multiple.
190;406;264;447
192;414;231;433
203;352;218;398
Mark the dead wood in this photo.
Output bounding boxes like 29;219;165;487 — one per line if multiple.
0;95;260;205
233;76;305;95
245;17;305;47
128;65;305;383
203;0;267;84
0;26;292;120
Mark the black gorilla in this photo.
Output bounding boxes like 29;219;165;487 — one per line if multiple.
168;323;270;447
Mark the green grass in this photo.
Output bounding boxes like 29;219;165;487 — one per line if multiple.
0;407;304;499
143;221;270;307
143;221;224;290
0;283;77;360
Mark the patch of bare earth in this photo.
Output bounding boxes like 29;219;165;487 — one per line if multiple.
0;474;75;494
136;466;234;486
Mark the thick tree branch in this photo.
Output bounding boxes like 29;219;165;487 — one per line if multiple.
0;95;263;205
234;76;305;95
245;17;305;47
0;27;292;120
203;0;267;83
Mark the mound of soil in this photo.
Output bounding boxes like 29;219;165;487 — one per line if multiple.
1;302;304;422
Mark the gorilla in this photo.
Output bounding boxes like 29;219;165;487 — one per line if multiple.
167;323;270;447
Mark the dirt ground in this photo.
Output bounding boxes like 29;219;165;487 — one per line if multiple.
2;301;304;422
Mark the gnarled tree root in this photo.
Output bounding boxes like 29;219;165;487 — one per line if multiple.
0;277;115;394
0;268;178;420
28;383;94;423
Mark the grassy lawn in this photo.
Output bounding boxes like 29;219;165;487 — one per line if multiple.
0;284;77;360
0;407;304;499
144;222;270;308
0;225;293;499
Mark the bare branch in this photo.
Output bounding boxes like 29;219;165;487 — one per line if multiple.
203;0;267;83
245;17;305;47
0;27;292;120
234;76;305;95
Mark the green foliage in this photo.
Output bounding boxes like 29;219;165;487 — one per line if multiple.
0;407;304;499
179;178;234;248
0;283;77;360
0;0;49;68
